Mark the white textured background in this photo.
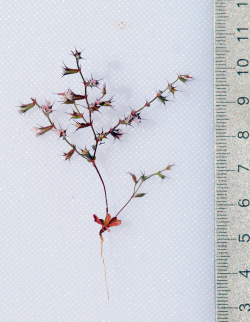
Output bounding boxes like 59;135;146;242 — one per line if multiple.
0;0;214;321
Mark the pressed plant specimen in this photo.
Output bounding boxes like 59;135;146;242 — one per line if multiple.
18;48;193;299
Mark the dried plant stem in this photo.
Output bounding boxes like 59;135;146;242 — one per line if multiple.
100;235;109;301
92;161;109;216
73;103;88;122
76;59;97;140
116;181;143;217
115;195;134;218
110;76;180;132
116;166;171;217
38;102;109;216
37;107;85;158
93;140;98;159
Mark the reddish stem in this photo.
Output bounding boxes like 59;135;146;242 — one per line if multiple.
115;194;134;218
76;59;97;141
116;180;143;217
93;140;98;159
106;76;181;134
92;161;109;216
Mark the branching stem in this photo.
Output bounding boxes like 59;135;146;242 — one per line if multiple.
115;166;172;217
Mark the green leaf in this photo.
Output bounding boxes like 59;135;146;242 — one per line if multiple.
135;193;146;198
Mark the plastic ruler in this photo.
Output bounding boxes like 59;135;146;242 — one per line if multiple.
214;1;250;321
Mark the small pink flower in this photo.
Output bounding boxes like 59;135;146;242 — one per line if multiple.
133;116;140;124
32;124;55;137
31;126;38;133
88;101;101;113
57;89;86;104
84;77;100;88
58;89;75;103
54;128;66;138
41;99;53;115
124;114;132;124
120;111;142;125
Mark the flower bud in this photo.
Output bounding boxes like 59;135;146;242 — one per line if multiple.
98;95;115;109
62;62;80;77
71;48;84;60
73;94;87;101
140;172;148;181
74;121;92;131
167;83;178;96
18;98;37;115
81;148;89;156
157;171;166;179
165;164;174;171
178;73;193;84
102;83;107;96
182;73;193;80
31;124;55;137
128;172;137;183
63;146;76;161
81;147;94;161
157;92;169;105
96;130;108;141
67;110;84;119
109;128;124;141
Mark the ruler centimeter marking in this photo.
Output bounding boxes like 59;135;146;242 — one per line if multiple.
214;1;250;321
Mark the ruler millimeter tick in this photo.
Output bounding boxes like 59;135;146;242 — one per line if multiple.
214;1;250;321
